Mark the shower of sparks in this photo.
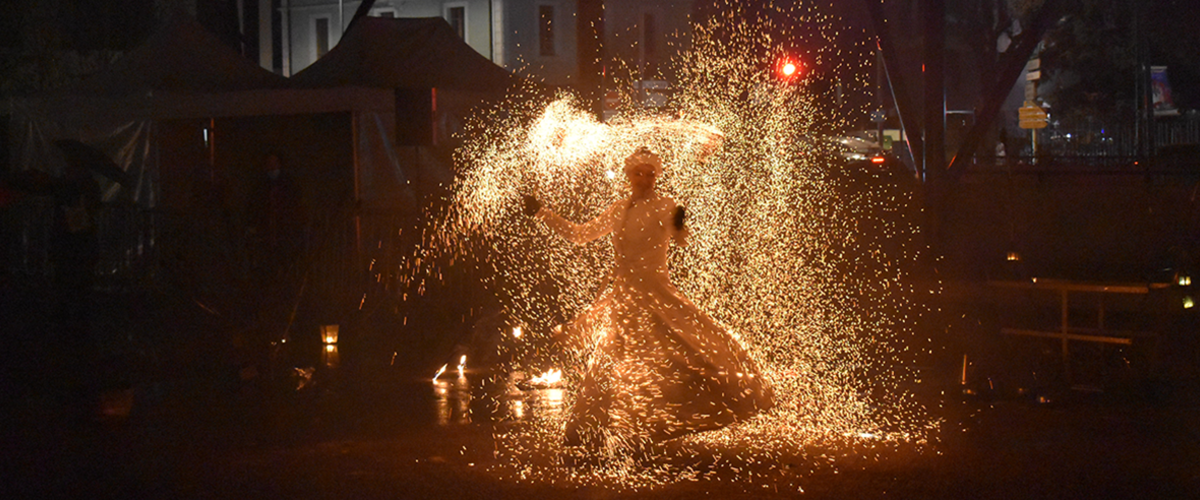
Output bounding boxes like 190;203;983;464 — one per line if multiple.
397;0;938;491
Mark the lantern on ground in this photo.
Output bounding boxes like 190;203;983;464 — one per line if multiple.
321;325;340;367
323;343;340;368
321;324;339;344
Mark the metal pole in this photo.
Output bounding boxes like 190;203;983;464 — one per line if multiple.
351;114;362;254
1061;289;1070;384
237;0;245;55
921;0;946;179
281;0;291;76
865;0;923;176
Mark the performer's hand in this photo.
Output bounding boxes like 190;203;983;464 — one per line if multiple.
673;206;686;230
522;194;542;217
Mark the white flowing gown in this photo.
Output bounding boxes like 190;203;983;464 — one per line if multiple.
537;193;773;448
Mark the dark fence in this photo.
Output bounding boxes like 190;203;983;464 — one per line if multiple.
4;198;179;290
961;114;1200;175
2;196;401;303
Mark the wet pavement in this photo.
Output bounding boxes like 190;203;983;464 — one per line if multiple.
4;286;1200;499
6;360;1200;499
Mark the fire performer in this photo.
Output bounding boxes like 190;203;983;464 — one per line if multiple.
523;142;773;455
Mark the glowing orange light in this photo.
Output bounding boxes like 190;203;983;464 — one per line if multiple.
781;62;797;76
323;344;339;368
528;368;563;388
871;155;885;164
321;324;339;344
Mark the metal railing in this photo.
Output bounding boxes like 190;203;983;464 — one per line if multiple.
964;115;1200;174
4;198;162;289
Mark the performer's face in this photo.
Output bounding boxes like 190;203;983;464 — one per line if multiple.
626;163;657;191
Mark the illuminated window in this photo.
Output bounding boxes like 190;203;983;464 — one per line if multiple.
539;5;555;56
643;13;657;74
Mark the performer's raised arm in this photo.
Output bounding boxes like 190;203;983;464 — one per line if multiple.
524;195;621;245
634;119;725;163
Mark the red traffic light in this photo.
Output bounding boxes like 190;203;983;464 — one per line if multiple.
775;57;801;80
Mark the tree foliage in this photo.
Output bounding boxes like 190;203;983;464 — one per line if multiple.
1041;0;1199;126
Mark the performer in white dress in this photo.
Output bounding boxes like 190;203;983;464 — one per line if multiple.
525;146;773;452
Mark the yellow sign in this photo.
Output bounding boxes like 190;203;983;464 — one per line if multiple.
1019;101;1048;129
1019;119;1048;129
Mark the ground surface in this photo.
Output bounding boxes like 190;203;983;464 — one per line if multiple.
6;367;1200;499
4;285;1200;499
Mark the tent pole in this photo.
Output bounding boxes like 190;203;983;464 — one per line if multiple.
352;114;362;255
282;0;292;76
237;0;245;56
208;118;216;178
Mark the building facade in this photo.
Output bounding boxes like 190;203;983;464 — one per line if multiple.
261;0;695;88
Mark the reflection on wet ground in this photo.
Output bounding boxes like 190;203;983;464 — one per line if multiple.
431;372;565;427
9;360;1200;499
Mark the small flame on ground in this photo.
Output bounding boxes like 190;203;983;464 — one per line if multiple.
528;368;563;387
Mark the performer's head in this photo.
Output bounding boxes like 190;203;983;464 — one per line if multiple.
624;146;662;192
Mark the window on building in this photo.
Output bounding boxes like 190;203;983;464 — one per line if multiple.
372;9;397;18
447;6;466;40
643;13;658;74
315;17;330;58
539;5;555;56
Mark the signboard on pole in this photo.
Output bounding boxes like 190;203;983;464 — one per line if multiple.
1152;66;1180;116
1019;101;1048;129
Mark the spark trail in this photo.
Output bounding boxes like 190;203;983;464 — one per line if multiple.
402;1;938;491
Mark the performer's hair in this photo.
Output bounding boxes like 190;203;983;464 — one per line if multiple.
623;146;663;178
